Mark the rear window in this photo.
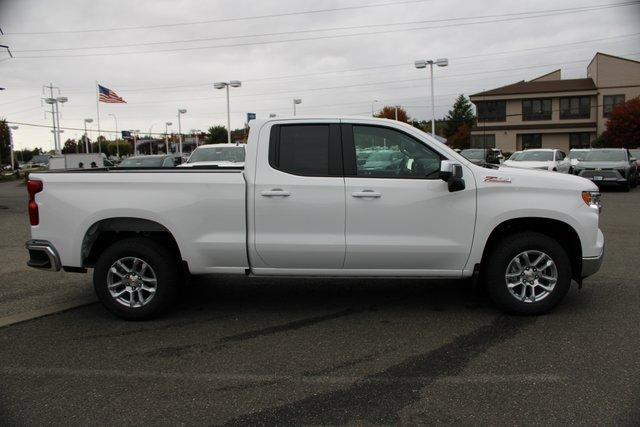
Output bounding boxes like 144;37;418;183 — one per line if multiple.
187;146;245;163
119;157;164;167
269;124;341;176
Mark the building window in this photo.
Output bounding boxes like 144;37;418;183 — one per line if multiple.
603;95;625;117
476;101;506;122
521;134;542;150
470;134;496;148
569;133;591;149
522;99;552;121
559;96;591;119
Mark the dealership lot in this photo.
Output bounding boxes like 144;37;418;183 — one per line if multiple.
1;180;639;424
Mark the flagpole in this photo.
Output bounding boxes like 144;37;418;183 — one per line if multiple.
95;81;101;154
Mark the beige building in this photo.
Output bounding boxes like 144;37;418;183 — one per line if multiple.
469;53;640;153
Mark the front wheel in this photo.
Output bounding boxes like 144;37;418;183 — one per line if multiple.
484;232;572;315
93;237;179;320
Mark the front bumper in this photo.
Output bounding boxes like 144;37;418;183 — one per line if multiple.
582;246;604;278
26;239;61;271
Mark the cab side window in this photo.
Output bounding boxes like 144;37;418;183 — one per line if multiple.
269;124;342;176
352;125;441;178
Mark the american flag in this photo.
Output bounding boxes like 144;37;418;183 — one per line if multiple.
98;84;126;103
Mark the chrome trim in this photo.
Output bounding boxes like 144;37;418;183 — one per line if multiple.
582;250;604;278
25;240;61;271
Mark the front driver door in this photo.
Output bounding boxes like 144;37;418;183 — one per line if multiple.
342;123;476;275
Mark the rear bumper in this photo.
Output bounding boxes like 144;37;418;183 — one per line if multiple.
25;240;61;271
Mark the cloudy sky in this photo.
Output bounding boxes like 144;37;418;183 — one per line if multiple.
1;0;639;151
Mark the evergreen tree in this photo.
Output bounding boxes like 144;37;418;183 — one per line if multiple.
443;95;476;139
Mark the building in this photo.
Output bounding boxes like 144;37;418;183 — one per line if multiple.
469;53;640;153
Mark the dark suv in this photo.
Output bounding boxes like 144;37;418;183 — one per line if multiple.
573;148;638;191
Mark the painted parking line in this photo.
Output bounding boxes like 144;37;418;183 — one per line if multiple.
0;298;97;329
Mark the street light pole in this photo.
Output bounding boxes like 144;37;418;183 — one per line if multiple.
214;80;242;145
177;109;187;157
108;114;119;158
414;58;448;136
293;98;302;116
84;118;93;153
9;125;18;170
165;122;172;154
371;99;378;117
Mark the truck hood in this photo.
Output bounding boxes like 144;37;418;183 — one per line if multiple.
574;161;628;170
502;160;552;170
476;164;598;191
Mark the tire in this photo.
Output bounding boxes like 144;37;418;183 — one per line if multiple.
93;237;179;320
621;180;631;192
484;232;572;315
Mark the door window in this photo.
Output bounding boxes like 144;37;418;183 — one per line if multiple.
352;125;441;178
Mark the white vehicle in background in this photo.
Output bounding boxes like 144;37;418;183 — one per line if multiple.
179;143;245;168
48;153;109;170
503;149;571;173
569;149;591;166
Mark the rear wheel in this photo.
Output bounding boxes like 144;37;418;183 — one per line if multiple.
484;232;572;315
93;237;179;320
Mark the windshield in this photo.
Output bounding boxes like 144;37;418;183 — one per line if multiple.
517;151;554;161
569;150;590;160
583;150;627;162
118;157;164;167
508;152;522;161
188;146;245;163
460;149;486;160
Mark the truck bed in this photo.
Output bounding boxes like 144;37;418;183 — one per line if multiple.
29;169;248;274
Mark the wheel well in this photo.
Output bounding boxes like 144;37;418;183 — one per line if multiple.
82;218;183;268
481;217;583;281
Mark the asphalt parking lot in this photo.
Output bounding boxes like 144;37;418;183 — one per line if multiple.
1;180;639;425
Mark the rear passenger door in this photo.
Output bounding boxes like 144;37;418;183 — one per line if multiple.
253;121;346;270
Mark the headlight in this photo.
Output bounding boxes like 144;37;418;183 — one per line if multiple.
582;191;601;212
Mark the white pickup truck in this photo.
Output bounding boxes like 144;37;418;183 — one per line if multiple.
26;117;604;319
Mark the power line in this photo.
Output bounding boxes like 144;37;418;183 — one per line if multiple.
5;102;624;135
11;2;638;53
3;0;435;35
14;2;640;58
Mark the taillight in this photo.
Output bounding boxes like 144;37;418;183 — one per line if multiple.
27;180;43;226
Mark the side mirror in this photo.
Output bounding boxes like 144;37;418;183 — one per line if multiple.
440;160;466;192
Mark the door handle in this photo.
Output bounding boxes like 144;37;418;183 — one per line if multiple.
261;189;291;197
352;190;381;198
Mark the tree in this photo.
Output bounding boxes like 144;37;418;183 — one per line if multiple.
447;123;471;150
602;97;640;148
62;138;78;154
206;125;228;144
410;119;447;137
442;95;476;143
0;119;11;166
374;106;410;123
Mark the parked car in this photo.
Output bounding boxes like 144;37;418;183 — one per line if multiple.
629;149;640;183
25;117;603;319
503;149;571;173
117;154;181;168
460;148;501;165
569;149;591;166
573;148;638;191
179;144;245;168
